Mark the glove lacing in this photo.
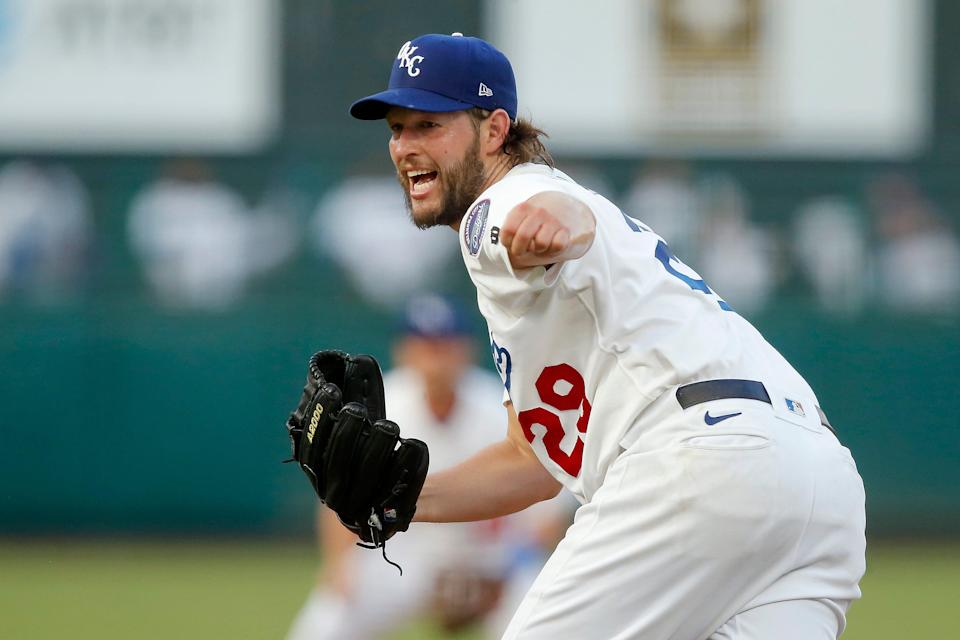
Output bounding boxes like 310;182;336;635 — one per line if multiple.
355;474;411;575
356;514;403;575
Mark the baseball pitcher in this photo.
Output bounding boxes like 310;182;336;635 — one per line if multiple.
285;33;866;640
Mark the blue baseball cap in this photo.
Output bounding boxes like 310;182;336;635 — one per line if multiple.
350;33;518;121
398;294;473;339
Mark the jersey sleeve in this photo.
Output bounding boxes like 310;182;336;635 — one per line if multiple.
460;172;593;308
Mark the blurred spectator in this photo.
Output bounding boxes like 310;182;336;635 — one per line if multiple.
0;160;91;302
621;160;702;264
310;174;460;308
792;196;869;316
286;295;572;640
868;174;960;314
697;174;777;314
128;159;295;310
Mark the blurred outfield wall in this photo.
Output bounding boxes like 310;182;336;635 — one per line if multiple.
0;0;958;537
1;302;958;536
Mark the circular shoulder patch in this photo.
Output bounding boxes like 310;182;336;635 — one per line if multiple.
463;199;490;256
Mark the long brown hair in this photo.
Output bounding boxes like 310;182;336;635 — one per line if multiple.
468;108;554;168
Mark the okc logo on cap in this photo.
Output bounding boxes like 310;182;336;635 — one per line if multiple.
350;33;518;121
396;41;424;77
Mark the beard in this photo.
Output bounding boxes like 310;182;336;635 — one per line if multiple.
399;134;486;230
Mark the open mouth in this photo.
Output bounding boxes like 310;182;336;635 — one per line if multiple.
408;169;438;197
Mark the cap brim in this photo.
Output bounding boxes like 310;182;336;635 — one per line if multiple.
350;87;477;120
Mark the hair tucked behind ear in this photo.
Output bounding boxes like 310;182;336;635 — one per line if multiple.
468;108;554;168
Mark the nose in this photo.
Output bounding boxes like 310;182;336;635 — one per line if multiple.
390;128;419;164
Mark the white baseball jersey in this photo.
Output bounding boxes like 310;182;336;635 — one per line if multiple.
459;163;817;503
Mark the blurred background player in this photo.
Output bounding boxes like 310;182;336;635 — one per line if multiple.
127;158;296;311
309;169;462;310
0;159;92;302
286;293;572;640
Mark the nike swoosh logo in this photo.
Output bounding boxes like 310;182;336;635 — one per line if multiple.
704;411;742;426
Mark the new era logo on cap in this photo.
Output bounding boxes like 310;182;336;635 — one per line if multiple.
349;33;518;121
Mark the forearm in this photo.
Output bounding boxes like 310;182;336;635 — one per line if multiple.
414;437;561;523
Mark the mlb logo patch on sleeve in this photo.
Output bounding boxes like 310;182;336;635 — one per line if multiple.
464;199;490;256
785;398;805;417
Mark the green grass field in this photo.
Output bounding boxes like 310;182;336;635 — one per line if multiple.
0;539;954;639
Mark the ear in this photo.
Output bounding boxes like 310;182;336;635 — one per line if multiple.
481;108;512;156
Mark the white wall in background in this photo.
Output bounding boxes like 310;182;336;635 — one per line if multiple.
0;0;280;152
485;0;929;157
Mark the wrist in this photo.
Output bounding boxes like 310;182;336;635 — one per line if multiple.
412;478;435;522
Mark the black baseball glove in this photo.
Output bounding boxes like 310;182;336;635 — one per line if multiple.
285;350;430;557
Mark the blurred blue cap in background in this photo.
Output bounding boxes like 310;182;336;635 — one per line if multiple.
398;294;473;339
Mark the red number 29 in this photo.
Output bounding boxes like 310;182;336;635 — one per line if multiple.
517;364;592;477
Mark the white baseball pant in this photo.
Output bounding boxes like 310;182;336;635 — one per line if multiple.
502;389;866;639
